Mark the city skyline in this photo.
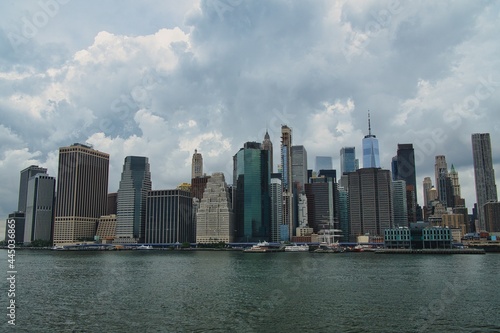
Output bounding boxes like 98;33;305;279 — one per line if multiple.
1;1;500;229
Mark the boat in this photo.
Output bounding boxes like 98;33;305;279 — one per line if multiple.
314;243;345;253
244;241;270;253
137;245;153;250
51;245;65;251
284;243;309;252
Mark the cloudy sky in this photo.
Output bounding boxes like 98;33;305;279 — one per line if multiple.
1;0;500;232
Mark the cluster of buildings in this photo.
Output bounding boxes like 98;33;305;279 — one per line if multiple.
5;119;500;247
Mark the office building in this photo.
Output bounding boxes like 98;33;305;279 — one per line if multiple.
338;186;349;241
53;143;109;245
304;177;337;233
392;180;408;227
423;177;433;208
483;202;500;233
24;173;56;244
281;125;294;239
96;215;117;243
262;130;274;173
270;177;283;242
435;155;448;201
362;112;380;168
340;147;357;175
291;145;307;192
192;149;203;179
5;212;25;244
115;156;152;243
396;144;417;222
234;142;271;242
348;168;393;241
472;133;498;231
191;175;211;201
18;165;47;212
107;193;117;215
145;189;194;243
196;173;234;244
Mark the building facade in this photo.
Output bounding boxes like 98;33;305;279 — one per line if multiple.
115;156;152;243
392;180;408;227
24;173;56;244
196;173;234;244
472;133;498;231
53;143;109;245
291;145;308;192
281;125;294;239
18;165;47;212
262;130;273;173
145;189;194;243
192;149;203;179
362;113;380;169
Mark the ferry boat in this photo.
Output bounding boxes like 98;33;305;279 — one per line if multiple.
284;243;309;252
51;245;65;251
244;241;270;253
137;245;153;250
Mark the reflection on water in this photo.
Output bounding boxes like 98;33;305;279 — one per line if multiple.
2;250;500;332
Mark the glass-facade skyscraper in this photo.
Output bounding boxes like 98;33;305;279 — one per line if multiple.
291;145;307;191
234;142;271;242
116;156;152;243
472;133;497;231
24;173;56;244
362;113;380;168
340;147;357;175
315;156;333;174
18;165;47;212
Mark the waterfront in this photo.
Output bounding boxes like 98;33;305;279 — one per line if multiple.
1;250;500;332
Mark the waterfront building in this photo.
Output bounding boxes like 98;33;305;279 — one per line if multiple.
472;133;498;231
192;149;203;179
316;156;333;174
115;156;152;244
270;177;283;242
145;189;194;243
18;165;47;212
281;125;294;239
348;168;393;241
362;112;380;168
96;215;117;243
392;180;408;227
5;211;25;244
483;202;500;233
234;142;271;242
196;173;234;244
291;145;308;192
384;223;452;249
53;143;109;245
262;130;274;173
24;173;56;244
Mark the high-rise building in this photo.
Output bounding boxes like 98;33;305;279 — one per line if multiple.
423;177;433;208
338;186;349;241
281;125;294;239
18;165;47;212
362;112;380;168
145;189;194;243
316;156;333;174
107;193;117;215
472;133;498;231
434;155;448;201
262;130;273;173
115;156;152;243
24;173;56;244
304;177;337;233
53;143;109;245
5;212;25;244
348;168;393;241
483;202;500;233
340;147;357;175
196;172;234;244
234;142;271;242
270;177;283;242
291;145;307;192
396;144;417;222
192;149;203;179
191;175;211;201
392;180;408;227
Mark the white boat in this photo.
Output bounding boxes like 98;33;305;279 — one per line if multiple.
51;245;65;251
244;241;270;253
284;244;309;252
137;245;153;250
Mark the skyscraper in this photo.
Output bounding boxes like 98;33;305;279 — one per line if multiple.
340;147;357;175
392;180;408;227
422;177;433;208
270;176;283;242
396;144;417;222
234;142;271;242
192;149;203;179
316;156;333;174
362;112;380;168
291;145;307;192
145;189;194;243
434;155;448;201
196;172;234;244
348;168;393;241
115;156;152;243
18;165;47;212
472;133;498;231
262;130;273;173
281;125;294;239
53;143;109;245
24;173;56;244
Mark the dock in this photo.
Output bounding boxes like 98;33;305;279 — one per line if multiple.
375;248;486;255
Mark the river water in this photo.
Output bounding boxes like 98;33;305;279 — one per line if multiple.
1;250;499;332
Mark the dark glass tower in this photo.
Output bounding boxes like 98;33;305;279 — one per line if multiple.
18;165;47;212
116;156;152;243
234;142;271;242
396;144;417;222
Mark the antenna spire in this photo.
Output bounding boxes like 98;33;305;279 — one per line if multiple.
368;110;371;136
